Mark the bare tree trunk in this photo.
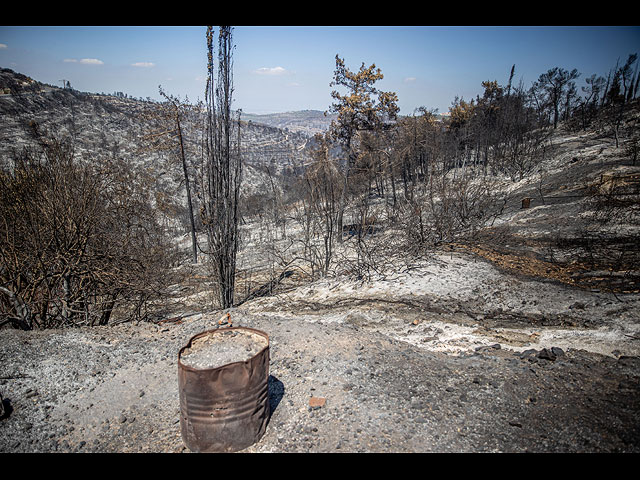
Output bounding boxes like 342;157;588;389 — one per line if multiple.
0;286;32;330
202;26;242;309
336;137;352;244
176;117;198;263
150;87;199;263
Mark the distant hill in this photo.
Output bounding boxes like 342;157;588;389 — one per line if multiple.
0;68;320;222
0;67;319;165
241;110;336;136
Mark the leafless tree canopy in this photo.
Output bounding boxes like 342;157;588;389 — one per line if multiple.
0;137;177;329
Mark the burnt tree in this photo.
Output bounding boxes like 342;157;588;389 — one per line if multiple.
200;26;242;309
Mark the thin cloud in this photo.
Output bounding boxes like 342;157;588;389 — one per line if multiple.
404;77;417;83
254;66;288;76
63;58;104;65
131;62;155;68
80;58;103;65
0;44;7;49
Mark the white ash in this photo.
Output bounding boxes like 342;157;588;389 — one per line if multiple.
180;329;268;370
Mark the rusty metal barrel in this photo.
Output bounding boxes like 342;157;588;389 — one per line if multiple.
178;326;270;452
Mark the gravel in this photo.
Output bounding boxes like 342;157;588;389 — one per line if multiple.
1;307;639;453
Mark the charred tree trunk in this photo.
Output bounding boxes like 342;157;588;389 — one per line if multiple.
202;26;242;309
176;117;198;263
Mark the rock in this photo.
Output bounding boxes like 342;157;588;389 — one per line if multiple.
537;348;557;361
309;396;326;409
25;389;38;398
475;343;501;353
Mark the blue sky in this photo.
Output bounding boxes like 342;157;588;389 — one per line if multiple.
1;26;639;115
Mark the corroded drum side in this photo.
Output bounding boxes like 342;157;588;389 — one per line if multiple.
178;327;270;453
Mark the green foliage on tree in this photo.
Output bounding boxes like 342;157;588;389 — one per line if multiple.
326;55;399;240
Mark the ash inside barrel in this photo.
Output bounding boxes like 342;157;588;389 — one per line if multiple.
180;329;268;370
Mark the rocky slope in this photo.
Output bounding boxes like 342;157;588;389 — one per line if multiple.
242;110;335;136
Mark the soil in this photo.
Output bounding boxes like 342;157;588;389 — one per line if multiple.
1;247;639;453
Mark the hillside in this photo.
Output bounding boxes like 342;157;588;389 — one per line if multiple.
1;69;640;453
0;67;315;201
242;110;336;136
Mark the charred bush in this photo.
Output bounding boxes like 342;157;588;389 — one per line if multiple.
397;171;504;254
0;136;178;329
